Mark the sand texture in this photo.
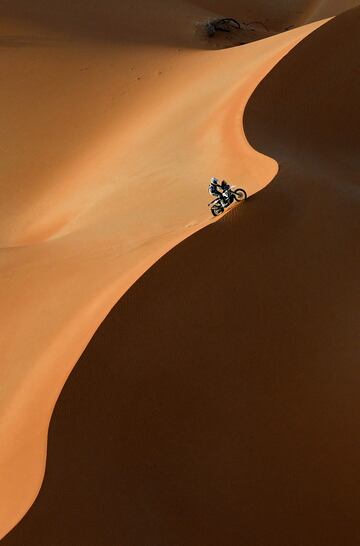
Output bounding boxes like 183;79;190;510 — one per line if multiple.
0;0;359;543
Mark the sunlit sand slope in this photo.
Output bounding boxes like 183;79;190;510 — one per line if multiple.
2;6;359;545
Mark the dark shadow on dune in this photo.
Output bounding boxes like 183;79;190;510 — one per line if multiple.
2;7;360;546
0;0;304;50
0;0;214;50
0;35;66;47
191;0;309;31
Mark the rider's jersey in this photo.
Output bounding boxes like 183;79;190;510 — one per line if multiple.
209;180;231;200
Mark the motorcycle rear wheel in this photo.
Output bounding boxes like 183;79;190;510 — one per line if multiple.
211;204;224;217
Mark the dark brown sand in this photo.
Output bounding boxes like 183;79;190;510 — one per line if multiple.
2;7;359;546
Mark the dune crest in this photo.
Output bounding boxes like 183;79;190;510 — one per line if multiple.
0;3;332;539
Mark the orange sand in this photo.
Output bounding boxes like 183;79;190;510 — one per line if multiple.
0;0;354;539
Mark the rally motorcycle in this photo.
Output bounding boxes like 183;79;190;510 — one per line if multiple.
208;179;247;217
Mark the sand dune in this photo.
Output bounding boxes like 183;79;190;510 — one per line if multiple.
0;0;358;542
1;7;359;544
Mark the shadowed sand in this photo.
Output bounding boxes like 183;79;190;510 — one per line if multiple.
0;0;334;537
1;6;359;545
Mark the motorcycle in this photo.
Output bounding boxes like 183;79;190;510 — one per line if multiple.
208;182;247;217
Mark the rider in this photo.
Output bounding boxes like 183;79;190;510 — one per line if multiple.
209;177;231;198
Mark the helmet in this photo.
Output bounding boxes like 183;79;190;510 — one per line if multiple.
210;177;219;184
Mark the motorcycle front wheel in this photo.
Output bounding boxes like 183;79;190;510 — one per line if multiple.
234;188;247;201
